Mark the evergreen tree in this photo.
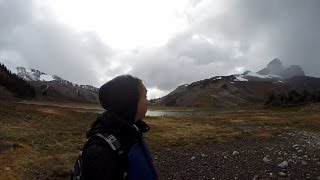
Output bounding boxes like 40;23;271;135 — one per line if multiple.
265;91;276;105
0;62;36;98
265;89;320;107
288;90;299;103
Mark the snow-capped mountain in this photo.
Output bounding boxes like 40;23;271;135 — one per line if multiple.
227;58;306;83
7;66;100;103
257;58;284;76
10;67;54;81
153;59;319;108
10;67;98;92
256;58;305;79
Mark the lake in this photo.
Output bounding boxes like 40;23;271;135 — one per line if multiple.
17;101;216;117
75;109;197;117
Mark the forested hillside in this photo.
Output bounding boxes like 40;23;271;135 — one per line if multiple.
0;63;36;98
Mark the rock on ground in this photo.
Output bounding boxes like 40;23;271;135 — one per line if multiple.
153;130;320;180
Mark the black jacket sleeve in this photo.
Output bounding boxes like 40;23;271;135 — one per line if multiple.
82;144;117;180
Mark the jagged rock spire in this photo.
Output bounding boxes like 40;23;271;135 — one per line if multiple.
257;58;305;79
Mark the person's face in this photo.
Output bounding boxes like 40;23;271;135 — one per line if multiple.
135;84;149;121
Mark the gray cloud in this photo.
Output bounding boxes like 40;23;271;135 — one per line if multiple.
0;0;113;86
120;38;241;90
1;0;320;98
129;0;320;92
189;0;320;75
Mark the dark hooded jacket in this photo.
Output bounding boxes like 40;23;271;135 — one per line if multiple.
81;75;158;180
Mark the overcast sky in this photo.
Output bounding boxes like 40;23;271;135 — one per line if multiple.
1;0;320;99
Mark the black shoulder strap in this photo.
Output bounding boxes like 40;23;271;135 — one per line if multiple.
91;133;128;179
71;133;127;180
94;133;124;155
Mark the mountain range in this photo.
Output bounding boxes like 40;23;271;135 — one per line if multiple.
3;58;320;107
9;67;99;103
152;59;320;108
256;58;305;79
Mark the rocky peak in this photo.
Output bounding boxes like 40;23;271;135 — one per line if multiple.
267;58;284;75
52;75;73;85
281;65;305;79
16;67;43;81
267;58;281;66
30;69;45;76
79;85;99;92
257;58;305;79
241;70;251;76
11;66;98;90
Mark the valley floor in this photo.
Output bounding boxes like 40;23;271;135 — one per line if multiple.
154;130;320;180
0;101;319;179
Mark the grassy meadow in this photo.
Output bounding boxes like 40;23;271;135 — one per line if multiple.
0;101;320;179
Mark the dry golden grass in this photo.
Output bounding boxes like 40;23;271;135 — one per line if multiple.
145;117;238;148
19;100;102;109
0;102;320;179
0;102;96;179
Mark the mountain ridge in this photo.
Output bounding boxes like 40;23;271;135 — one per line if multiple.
4;58;318;107
11;67;99;92
9;66;99;103
152;59;319;108
256;58;305;79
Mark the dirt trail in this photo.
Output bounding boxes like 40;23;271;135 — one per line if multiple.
153;130;320;180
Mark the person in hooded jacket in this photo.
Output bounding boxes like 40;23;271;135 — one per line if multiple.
81;75;158;180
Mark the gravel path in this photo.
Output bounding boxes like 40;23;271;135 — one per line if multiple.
153;130;320;180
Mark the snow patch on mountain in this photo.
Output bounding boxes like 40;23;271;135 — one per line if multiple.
13;67;49;81
40;74;54;81
234;75;248;82
247;72;282;79
79;85;98;92
10;68;18;74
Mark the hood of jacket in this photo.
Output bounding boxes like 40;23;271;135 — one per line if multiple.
99;75;140;125
86;111;150;141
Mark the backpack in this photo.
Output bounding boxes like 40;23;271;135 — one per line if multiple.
70;133;125;180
